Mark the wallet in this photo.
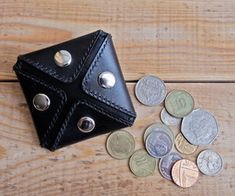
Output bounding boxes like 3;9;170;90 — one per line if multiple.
13;30;136;151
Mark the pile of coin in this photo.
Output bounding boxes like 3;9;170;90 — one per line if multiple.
105;75;223;188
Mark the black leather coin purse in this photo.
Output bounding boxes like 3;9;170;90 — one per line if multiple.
13;30;136;151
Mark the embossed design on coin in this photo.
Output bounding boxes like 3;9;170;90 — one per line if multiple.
135;75;167;106
181;108;219;146
175;133;198;155
172;159;199;188
160;108;181;126
197;149;223;176
165;90;194;118
159;152;182;180
144;123;174;142
145;130;173;158
129;149;156;177
106;130;135;160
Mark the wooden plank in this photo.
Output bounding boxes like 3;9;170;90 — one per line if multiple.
0;82;234;196
1;0;235;81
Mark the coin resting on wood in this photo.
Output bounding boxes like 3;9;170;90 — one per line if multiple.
105;74;222;188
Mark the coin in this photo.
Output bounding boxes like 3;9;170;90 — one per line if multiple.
135;75;167;106
197;149;223;176
159;152;182;180
106;130;135;160
165;90;194;118
181;108;219;146
172;159;199;188
145;130;173;158
143;123;174;142
175;133;198;155
160;108;181;126
129;149;156;177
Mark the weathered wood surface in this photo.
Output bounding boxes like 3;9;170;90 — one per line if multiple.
1;0;235;81
0;83;234;196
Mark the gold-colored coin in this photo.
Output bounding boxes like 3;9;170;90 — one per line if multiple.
106;130;135;160
172;159;199;188
175;133;198;155
129;149;156;177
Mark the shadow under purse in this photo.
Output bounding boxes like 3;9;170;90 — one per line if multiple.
13;30;136;151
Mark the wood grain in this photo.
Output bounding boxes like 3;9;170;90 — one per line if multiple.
1;0;235;81
0;82;234;196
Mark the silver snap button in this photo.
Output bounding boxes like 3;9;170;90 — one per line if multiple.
98;71;116;88
77;117;95;133
33;93;50;111
54;50;72;67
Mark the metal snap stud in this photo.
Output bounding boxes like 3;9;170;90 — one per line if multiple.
77;116;95;133
54;50;72;67
33;93;50;111
98;71;116;89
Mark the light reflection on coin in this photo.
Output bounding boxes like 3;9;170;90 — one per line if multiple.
172;159;199;188
160;108;181;126
159;152;182;180
165;90;194;118
145;130;173;158
175;133;198;155
143;123;174;142
197;149;223;176
106;130;135;160
181;108;219;146
135;75;167;106
129;149;156;177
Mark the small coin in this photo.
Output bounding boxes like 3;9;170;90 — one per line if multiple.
172;159;199;188
106;130;135;160
160;108;182;126
175;133;198;155
145;130;173;158
165;90;194;118
129;149;156;177
159;152;182;180
135;75;167;106
197;149;223;176
143;123;174;142
181;108;219;146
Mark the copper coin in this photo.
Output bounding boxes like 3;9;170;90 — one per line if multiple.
171;159;199;188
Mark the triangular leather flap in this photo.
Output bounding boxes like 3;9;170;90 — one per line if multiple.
18;30;102;83
82;35;136;117
14;69;67;147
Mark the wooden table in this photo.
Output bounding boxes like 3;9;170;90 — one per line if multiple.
0;0;234;195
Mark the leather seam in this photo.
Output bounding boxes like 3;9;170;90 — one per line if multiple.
82;37;135;117
52;100;132;150
15;62;67;147
19;31;100;83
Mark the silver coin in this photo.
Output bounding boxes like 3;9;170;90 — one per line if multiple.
160;108;181;126
135;75;167;106
197;149;223;176
181;108;219;146
159;152;182;180
143;123;174;142
145;130;173;158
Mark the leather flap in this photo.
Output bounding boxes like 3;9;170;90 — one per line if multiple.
82;35;136;118
18;30;102;83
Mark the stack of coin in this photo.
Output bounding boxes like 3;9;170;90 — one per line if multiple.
105;75;223;188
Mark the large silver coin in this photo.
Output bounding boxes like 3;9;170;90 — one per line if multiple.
159;152;182;180
181;108;219;146
197;149;223;176
135;75;166;106
145;130;173;158
160;108;181;126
